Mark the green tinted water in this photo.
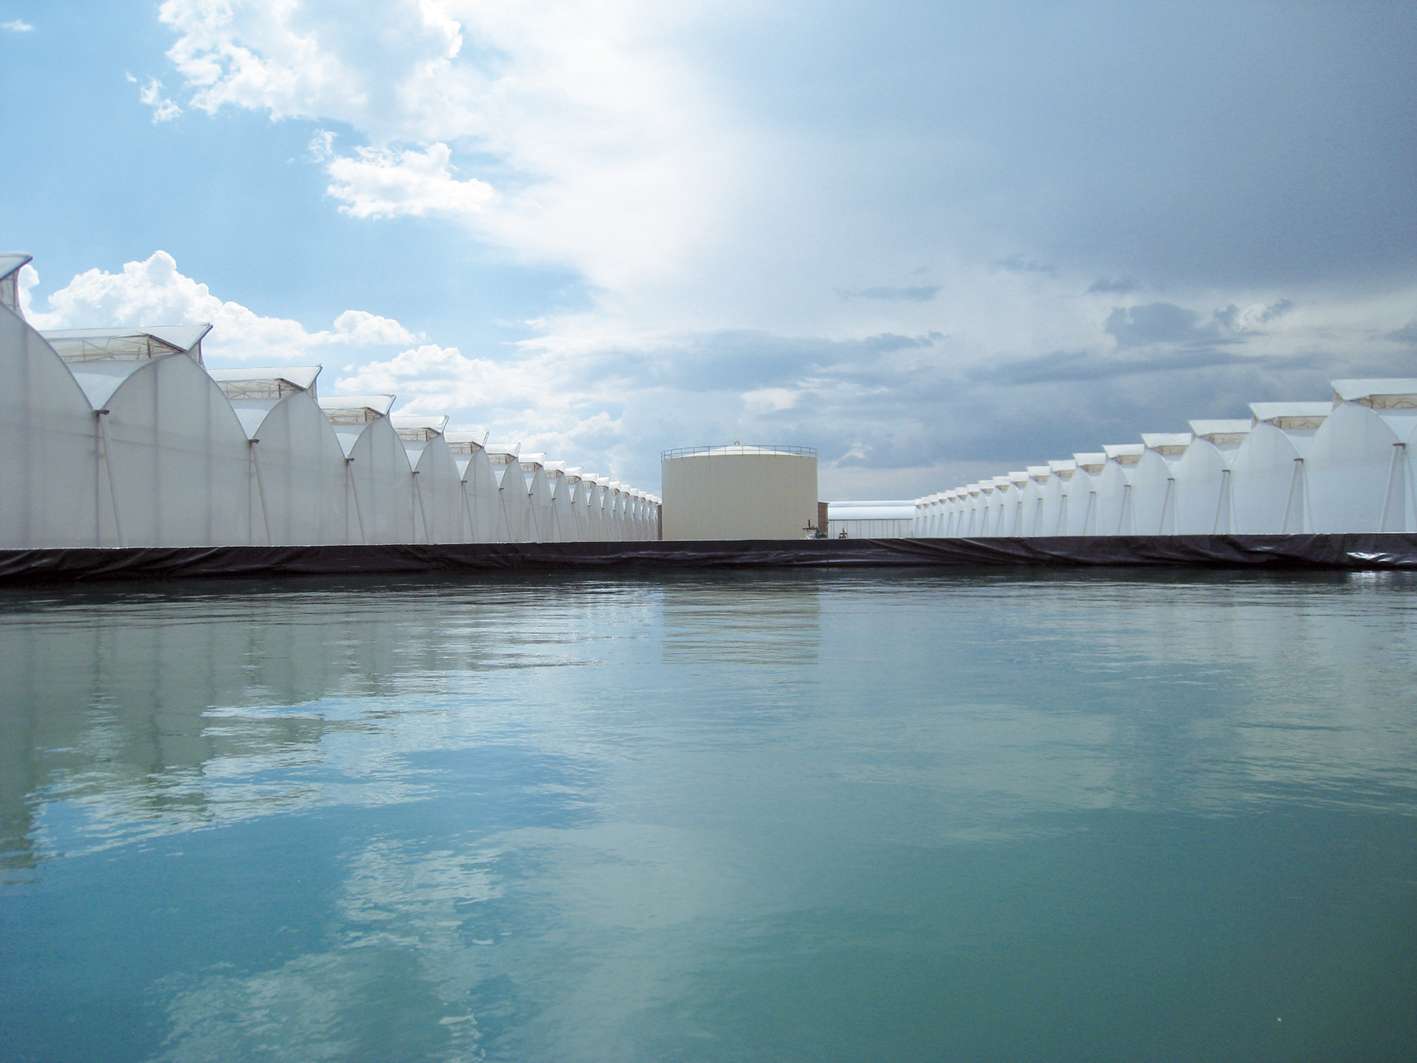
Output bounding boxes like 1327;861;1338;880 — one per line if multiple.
2;570;1415;1061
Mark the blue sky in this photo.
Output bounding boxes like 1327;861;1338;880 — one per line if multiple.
2;1;1415;495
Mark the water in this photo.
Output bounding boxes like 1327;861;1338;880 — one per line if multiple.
2;569;1415;1062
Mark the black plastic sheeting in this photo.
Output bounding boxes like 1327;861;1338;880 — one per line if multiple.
1;534;1416;585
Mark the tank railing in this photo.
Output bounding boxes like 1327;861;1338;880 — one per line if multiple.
661;444;817;460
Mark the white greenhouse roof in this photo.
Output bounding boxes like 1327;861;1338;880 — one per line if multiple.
1188;418;1252;438
0;252;32;282
830;499;918;509
519;453;545;468
1027;465;1052;479
1073;452;1106;467
208;366;321;392
1102;443;1145;461
1141;432;1193;449
443;430;487;447
991;476;1011;488
390;413;449;435
44;324;212;363
1331;378;1417;402
1048;459;1077;473
826;503;916;521
0;253;29;315
484;442;520;457
318;394;394;417
1249;402;1331;423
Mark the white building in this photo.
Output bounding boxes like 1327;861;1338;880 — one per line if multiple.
445;431;501;543
318;395;412;545
1130;433;1192;535
392;414;462;544
210;367;346;545
1308;379;1417;533
826;500;915;538
660;445;818;541
1173;420;1250;534
1231;403;1330;534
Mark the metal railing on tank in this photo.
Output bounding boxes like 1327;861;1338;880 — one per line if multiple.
660;444;818;460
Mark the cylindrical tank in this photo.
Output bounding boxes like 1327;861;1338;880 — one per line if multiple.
661;444;819;540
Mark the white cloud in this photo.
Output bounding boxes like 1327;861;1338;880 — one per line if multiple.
146;2;1417;494
331;309;419;346
27;251;419;362
331;342;637;473
1;18;33;33
741;387;799;414
136;76;183;123
324;142;494;220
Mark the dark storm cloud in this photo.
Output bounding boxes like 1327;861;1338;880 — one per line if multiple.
1214;299;1294;330
1104;303;1229;348
568;329;942;394
729;3;1417;289
1386;319;1417;345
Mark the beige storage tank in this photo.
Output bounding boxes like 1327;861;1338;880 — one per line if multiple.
661;444;819;541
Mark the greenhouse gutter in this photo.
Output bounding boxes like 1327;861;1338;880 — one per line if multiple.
1;534;1416;585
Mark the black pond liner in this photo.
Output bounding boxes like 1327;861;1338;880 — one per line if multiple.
1;534;1416;585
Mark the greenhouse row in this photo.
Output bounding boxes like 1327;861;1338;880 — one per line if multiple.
913;384;1417;537
0;254;660;550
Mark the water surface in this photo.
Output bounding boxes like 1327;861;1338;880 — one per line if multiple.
2;569;1415;1061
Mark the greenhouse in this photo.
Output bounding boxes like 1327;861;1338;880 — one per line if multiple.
1308;379;1417;533
209;366;346;546
318;395;413;545
1172;420;1250;534
519;454;551;543
1022;466;1055;537
1;253;658;552
445;431;502;543
827;501;915;538
485;445;528;543
392;414;463;544
1129;434;1191;535
1230;403;1330;534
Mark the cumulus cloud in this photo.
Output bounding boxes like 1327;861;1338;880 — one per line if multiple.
1104;302;1224;348
132;75;183;122
141;1;1417;493
741;387;800;414
2;18;34;33
323;142;494;220
26;251;419;361
1213;298;1294;332
333;341;636;473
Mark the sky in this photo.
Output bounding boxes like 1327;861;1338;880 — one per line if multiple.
2;1;1415;497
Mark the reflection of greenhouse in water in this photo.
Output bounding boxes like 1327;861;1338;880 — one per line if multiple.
913;383;1417;537
0;253;659;550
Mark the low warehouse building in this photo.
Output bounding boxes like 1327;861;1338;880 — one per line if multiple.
826;500;915;538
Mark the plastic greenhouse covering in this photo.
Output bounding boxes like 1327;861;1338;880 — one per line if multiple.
4;247;1410;559
1;254;660;550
